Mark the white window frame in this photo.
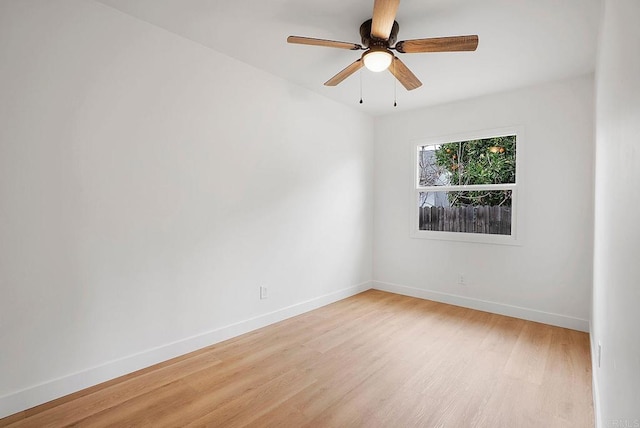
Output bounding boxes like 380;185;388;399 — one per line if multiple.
410;127;523;245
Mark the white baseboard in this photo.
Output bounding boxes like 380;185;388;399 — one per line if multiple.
0;281;372;419
372;281;589;332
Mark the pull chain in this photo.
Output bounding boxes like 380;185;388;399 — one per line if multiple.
393;58;397;107
359;69;363;104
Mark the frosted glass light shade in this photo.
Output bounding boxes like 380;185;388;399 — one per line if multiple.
363;50;393;72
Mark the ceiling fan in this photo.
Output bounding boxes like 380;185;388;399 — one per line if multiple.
287;0;478;91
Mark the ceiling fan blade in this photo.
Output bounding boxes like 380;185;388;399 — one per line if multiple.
325;59;364;86
395;35;479;53
371;0;400;40
389;56;422;91
287;36;362;50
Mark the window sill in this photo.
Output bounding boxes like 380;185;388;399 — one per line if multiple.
410;229;522;246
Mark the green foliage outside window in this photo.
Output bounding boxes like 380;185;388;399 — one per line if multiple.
433;136;516;207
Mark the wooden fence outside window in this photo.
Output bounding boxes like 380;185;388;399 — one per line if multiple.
419;206;512;235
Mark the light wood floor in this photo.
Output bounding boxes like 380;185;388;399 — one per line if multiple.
1;290;594;427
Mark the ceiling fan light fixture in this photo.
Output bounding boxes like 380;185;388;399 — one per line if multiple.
363;48;393;72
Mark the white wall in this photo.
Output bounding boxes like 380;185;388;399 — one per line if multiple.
592;0;640;425
373;76;594;330
0;0;373;416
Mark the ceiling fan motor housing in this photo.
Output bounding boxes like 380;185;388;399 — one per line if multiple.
360;19;399;47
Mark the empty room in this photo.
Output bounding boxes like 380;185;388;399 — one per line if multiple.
0;0;638;427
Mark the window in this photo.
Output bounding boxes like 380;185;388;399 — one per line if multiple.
411;128;520;244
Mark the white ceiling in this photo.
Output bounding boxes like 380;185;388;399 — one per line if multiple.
95;0;602;116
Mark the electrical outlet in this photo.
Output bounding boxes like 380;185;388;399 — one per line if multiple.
458;273;466;285
260;286;268;300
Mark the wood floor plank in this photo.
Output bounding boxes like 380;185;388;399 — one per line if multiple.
302;308;394;354
5;352;221;427
149;346;322;427
302;354;419;427
1;290;594;428
185;369;316;428
541;327;594;425
503;321;554;384
74;380;198;427
479;313;526;353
